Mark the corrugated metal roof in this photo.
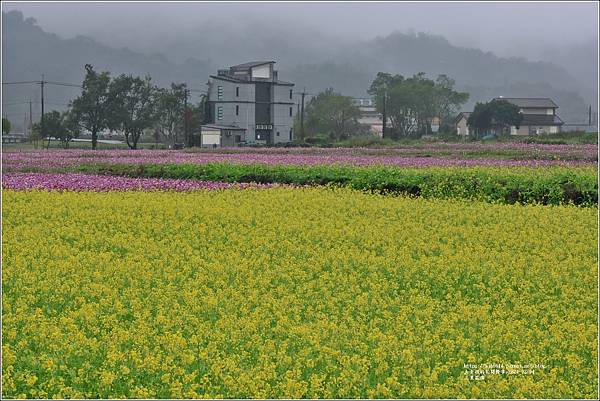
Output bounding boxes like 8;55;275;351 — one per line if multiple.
230;61;275;70
210;75;246;83
201;124;246;131
520;114;564;126
494;97;558;108
454;112;471;124
209;74;293;86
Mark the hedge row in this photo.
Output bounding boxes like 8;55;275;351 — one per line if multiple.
75;162;598;206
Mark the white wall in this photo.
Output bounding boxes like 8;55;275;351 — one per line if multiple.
456;117;470;136
251;64;271;79
202;129;221;146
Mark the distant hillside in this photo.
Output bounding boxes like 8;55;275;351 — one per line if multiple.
1;11;212;129
2;10;593;131
283;32;592;123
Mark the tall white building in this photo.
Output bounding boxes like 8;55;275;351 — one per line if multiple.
204;61;296;146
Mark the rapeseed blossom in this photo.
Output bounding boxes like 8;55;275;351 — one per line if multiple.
2;188;597;398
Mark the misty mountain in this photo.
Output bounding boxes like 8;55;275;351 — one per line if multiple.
1;11;213;129
2;10;593;131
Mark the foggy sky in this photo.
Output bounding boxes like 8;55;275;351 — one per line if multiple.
2;1;598;62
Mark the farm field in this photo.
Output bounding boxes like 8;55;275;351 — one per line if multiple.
1;145;598;399
2;188;598;399
2;146;598;206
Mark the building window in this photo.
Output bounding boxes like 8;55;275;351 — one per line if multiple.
289;107;293;117
290;128;293;140
289;89;293;99
276;131;280;137
236;87;239;97
217;86;223;100
217;106;223;120
236;105;239;116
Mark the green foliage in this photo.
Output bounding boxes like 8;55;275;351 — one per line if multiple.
75;163;597;206
32;110;80;148
368;72;469;138
32;111;62;148
514;131;598;145
468;99;523;138
304;88;362;140
2;116;11;135
59;110;80;148
154;83;187;146
335;136;399;148
186;97;208;147
70;64;112;150
109;74;157;149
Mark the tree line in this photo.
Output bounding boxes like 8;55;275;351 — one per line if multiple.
32;64;206;149
14;66;523;148
298;72;471;141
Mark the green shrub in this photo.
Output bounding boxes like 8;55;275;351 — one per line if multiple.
75;162;598;206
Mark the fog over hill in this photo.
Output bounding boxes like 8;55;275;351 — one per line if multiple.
2;4;597;131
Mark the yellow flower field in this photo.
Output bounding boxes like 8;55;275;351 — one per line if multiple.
2;188;598;399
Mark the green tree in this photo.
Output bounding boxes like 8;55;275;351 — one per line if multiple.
369;73;417;138
154;83;187;146
489;99;523;135
70;64;112;150
186;97;208;147
304;88;361;140
467;102;493;138
369;72;468;138
40;110;62;147
59;110;80;148
109;74;157;149
31;110;66;148
435;75;470;130
467;99;522;138
2;116;11;135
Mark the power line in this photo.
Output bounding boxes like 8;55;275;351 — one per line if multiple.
2;80;82;88
45;81;83;88
2;81;41;85
2;100;69;106
2;101;30;106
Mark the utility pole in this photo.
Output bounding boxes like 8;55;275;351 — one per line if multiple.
184;88;189;147
41;75;50;149
300;88;306;141
382;91;387;139
29;100;33;134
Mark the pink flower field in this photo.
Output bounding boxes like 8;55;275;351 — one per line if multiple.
2;145;596;172
2;172;275;192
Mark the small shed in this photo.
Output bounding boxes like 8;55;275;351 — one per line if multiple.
200;124;246;148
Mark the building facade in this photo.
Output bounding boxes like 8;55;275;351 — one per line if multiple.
455;98;564;137
353;98;383;136
204;61;295;146
492;97;564;135
455;112;472;137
